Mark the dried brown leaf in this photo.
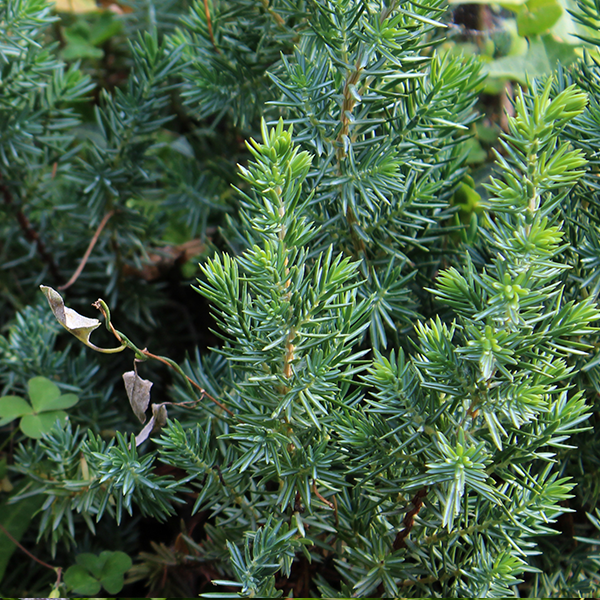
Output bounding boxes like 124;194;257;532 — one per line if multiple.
40;286;101;348
134;403;168;446
122;371;152;423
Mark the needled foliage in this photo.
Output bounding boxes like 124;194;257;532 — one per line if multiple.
3;0;600;597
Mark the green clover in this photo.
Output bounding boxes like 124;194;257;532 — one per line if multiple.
64;550;133;595
0;376;78;438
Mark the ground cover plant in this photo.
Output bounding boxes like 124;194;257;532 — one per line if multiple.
3;0;600;597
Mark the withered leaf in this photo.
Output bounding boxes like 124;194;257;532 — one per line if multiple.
41;286;102;348
134;403;168;446
152;402;168;427
122;371;152;423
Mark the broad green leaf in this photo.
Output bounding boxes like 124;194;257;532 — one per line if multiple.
28;376;61;412
0;396;33;422
102;550;133;575
484;38;551;82
39;392;79;412
76;552;105;579
64;564;102;595
62;35;105;60
20;411;68;439
89;12;123;46
517;0;562;36
101;571;126;594
0;487;44;582
485;36;579;84
541;33;580;67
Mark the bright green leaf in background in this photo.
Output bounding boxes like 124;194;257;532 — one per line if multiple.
61;12;124;61
517;0;563;36
484;35;579;83
0;377;78;438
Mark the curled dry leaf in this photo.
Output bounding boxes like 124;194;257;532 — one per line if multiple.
122;370;153;423
134;403;168;446
40;285;101;348
152;402;168;428
40;286;125;353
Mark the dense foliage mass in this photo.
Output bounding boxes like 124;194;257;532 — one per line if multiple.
3;0;600;597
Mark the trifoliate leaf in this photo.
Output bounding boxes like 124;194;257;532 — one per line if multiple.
100;550;131;593
64;564;102;596
102;550;132;575
28;377;79;412
76;552;106;580
0;396;34;423
20;411;68;439
122;371;152;423
101;572;126;594
28;376;60;412
40;286;101;348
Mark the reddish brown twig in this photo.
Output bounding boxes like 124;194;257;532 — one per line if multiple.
312;481;334;508
0;521;60;572
140;349;234;416
59;210;115;290
1;174;62;283
393;487;428;550
203;0;220;54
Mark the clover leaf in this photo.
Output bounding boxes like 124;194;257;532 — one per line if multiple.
0;376;78;438
64;550;132;595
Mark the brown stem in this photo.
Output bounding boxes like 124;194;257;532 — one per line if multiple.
59;210;115;290
0;521;60;572
203;0;220;54
312;481;334;508
336;67;363;161
1;174;63;283
140;348;234;415
93;299;234;416
333;491;339;527
393;487;428;550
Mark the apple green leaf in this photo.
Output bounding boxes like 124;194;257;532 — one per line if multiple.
20;411;68;439
517;0;562;37
39;392;79;412
0;396;34;424
28;376;79;411
64;564;102;595
28;376;61;412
